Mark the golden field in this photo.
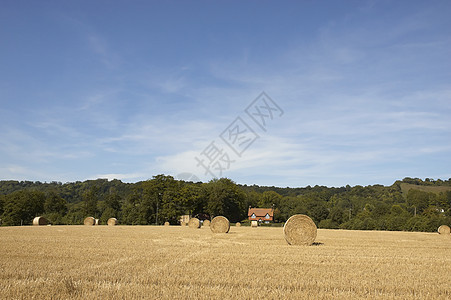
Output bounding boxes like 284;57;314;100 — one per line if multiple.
0;225;450;299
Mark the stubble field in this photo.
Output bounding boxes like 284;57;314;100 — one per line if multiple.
0;225;450;299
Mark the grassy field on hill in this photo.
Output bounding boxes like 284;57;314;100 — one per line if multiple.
400;183;451;196
1;225;450;299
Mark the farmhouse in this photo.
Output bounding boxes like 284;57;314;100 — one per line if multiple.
248;207;274;223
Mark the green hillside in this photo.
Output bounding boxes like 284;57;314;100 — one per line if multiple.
400;183;451;197
1;176;450;232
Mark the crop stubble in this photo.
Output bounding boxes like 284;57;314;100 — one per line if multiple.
0;226;450;299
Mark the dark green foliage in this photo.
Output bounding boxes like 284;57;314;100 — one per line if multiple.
204;178;246;222
121;192;142;225
308;203;329;224
258;191;282;208
328;207;346;224
318;219;340;229
63;202;85;225
0;190;45;225
44;190;67;224
0;177;450;231
99;192;122;224
83;186;99;217
406;189;430;214
0;194;4;216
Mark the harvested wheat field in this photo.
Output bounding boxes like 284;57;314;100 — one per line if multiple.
0;226;450;299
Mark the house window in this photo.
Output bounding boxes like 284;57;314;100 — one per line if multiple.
265;213;270;219
251;213;256;218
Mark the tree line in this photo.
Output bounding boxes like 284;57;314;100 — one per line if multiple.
0;176;450;232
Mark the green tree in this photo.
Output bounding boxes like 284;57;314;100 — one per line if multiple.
205;178;246;222
318;219;339;229
386;205;410;231
0;194;5;225
273;207;282;222
99;192;122;224
1;190;45;225
372;201;390;218
0;194;4;216
159;190;180;224
122;175;180;225
434;192;450;213
147;175;179;224
245;190;260;208
277;195;309;222
328;207;345;224
258;191;282;208
178;183;205;217
83;186;99;217
63;202;85;225
308;203;329;224
121;192;141;225
44;190;67;224
406;189;430;214
340;210;376;230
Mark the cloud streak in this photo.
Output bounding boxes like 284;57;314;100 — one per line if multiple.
1;1;450;186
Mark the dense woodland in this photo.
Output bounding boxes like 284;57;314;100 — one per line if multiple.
0;176;450;232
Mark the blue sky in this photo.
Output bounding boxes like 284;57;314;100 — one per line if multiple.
1;0;450;187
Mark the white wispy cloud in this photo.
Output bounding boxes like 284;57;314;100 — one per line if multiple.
1;1;449;186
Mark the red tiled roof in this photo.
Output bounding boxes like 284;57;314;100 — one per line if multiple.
248;208;274;217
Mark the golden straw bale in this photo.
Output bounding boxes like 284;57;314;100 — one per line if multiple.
251;220;258;228
203;219;210;227
107;218;118;226
188;217;201;229
236;222;241;227
438;225;451;234
32;216;48;226
84;217;95;226
283;214;317;246
164;221;170;226
210;216;230;233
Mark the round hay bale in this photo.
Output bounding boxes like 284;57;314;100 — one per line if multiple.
283;214;317;246
180;222;186;226
210;216;230;233
107;218;118;226
203;219;210;227
188;217;201;229
438;225;451;234
164;221;170;226
251;220;258;228
32;216;48;226
236;222;241;227
84;217;95;226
